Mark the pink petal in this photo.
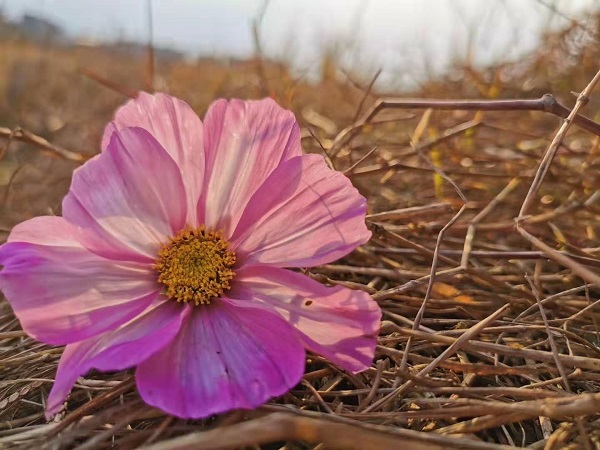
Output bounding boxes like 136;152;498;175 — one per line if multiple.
0;217;160;345
230;266;380;373
199;98;301;237
102;93;205;225
8;215;80;246
63;127;187;262
231;154;371;268
46;300;188;417
136;300;305;418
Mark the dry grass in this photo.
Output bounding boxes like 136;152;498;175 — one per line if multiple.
2;8;600;450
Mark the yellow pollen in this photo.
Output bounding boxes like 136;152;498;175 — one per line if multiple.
154;226;236;306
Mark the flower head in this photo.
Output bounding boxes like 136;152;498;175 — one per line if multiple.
0;93;381;419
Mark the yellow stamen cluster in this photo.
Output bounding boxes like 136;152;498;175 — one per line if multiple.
154;227;236;306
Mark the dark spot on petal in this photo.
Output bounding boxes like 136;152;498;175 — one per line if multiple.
305;300;313;306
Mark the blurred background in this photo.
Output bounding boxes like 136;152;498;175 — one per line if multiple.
1;0;600;234
1;0;598;88
4;3;600;447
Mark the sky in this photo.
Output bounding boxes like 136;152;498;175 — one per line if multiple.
1;0;597;87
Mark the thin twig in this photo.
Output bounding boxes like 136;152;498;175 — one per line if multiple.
331;94;600;154
0;127;86;162
141;411;512;450
518;70;600;217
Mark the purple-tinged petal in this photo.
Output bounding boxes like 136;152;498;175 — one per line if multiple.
101;92;205;226
136;299;305;419
46;300;188;417
8;215;78;245
199;98;301;237
229;266;380;373
0;216;160;345
63;127;187;262
231;154;370;268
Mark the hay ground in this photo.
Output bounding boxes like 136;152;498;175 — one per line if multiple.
2;10;600;450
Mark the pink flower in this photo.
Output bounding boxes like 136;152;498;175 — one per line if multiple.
0;93;381;419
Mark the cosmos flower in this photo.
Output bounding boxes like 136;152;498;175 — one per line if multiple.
0;93;381;419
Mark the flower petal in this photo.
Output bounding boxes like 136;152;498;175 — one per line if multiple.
232;154;371;268
46;300;188;417
0;216;159;345
136;299;305;418
63;127;187;262
199;98;301;236
101;92;205;225
229;266;380;373
8;215;79;246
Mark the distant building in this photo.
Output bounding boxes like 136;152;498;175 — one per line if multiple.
102;41;184;62
18;14;66;44
0;12;185;63
0;12;21;39
0;12;66;44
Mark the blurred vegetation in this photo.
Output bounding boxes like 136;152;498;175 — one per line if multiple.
2;5;600;449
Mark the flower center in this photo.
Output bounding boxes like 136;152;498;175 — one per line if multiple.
154;227;236;306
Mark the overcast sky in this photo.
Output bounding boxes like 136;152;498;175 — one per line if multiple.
1;0;597;86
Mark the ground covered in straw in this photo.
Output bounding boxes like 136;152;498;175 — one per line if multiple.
2;11;600;450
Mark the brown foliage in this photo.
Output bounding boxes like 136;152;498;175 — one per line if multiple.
2;8;600;450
